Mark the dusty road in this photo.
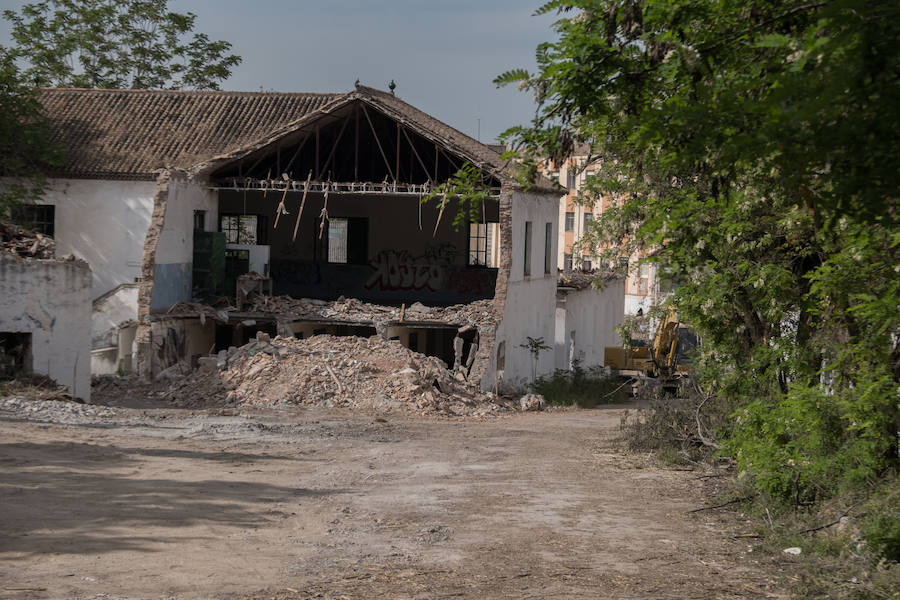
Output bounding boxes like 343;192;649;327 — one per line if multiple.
0;398;784;599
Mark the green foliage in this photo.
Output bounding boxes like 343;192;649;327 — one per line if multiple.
532;362;628;407
421;162;495;230
3;0;241;89
864;511;900;564
520;336;551;382
0;45;63;215
503;0;900;507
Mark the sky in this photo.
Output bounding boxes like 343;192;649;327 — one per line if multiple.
0;0;560;143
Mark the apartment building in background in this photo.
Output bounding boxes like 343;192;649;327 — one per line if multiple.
542;150;660;316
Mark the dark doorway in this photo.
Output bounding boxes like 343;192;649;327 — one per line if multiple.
0;332;32;380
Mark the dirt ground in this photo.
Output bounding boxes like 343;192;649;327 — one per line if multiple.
0;395;788;599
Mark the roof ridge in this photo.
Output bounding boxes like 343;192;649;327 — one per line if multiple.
40;87;343;97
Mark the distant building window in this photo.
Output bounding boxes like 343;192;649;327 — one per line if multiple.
468;222;498;267
564;212;574;232
639;262;651;278
193;210;206;231
16;204;54;237
582;259;592;272
564;253;573;271
583;212;593;231
567;170;577;190
544;222;552;275
220;214;267;245
523;221;532;277
328;218;349;263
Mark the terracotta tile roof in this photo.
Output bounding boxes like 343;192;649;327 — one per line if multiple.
39;88;342;179
38;85;548;189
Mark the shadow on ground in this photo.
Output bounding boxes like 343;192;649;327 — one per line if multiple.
0;440;342;556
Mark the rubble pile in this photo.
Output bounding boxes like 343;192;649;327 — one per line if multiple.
0;219;55;258
248;296;498;331
164;333;505;416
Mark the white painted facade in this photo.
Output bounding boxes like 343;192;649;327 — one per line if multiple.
39;178;157;299
486;190;559;391
555;280;626;370
149;176;217;311
0;253;92;400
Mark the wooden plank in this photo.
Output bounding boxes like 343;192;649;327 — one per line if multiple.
320;117;350;179
292;171;312;243
401;125;433;183
361;104;395;182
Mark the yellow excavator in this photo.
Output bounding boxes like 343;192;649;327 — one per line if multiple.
604;311;696;378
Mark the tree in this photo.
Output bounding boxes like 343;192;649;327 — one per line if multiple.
0;45;62;216
3;0;241;89
499;1;899;505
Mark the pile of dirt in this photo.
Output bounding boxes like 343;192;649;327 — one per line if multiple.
163;333;506;416
0;219;55;258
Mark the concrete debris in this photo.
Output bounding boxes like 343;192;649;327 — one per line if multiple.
247;295;498;331
163;332;507;416
518;393;547;412
166;301;232;322
0;219;55;259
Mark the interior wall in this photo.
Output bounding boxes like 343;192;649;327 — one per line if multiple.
150;175;217;311
217;190;499;304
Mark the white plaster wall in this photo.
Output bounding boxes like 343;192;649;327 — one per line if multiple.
0;254;92;400
487;190;559;391
150;176;217;311
91;283;139;349
226;243;270;275
155;177;217;265
625;294;654;316
40;178;157;299
561;280;626;369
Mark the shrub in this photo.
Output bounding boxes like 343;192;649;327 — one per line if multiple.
531;362;629;408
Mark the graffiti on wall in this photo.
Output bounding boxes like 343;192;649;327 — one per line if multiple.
365;244;458;292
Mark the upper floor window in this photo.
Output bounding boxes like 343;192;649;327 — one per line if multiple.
15;204;54;237
544;222;552;275
468;222;499;267
523;221;533;277
220;214;267;245
564;212;574;232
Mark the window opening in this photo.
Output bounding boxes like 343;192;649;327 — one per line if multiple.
328;218;348;263
220;214;267;245
567;170;577;190
193;210;206;231
583;212;593;231
564;212;574;232
468;222;498;267
322;217;368;264
564;253;573;271
523;221;532;277
0;332;32;380
544;222;552;274
15;205;54;237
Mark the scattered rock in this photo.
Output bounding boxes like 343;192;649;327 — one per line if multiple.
519;393;546;412
782;547;802;555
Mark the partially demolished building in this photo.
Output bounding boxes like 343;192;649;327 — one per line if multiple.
33;84;560;391
0;221;92;400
